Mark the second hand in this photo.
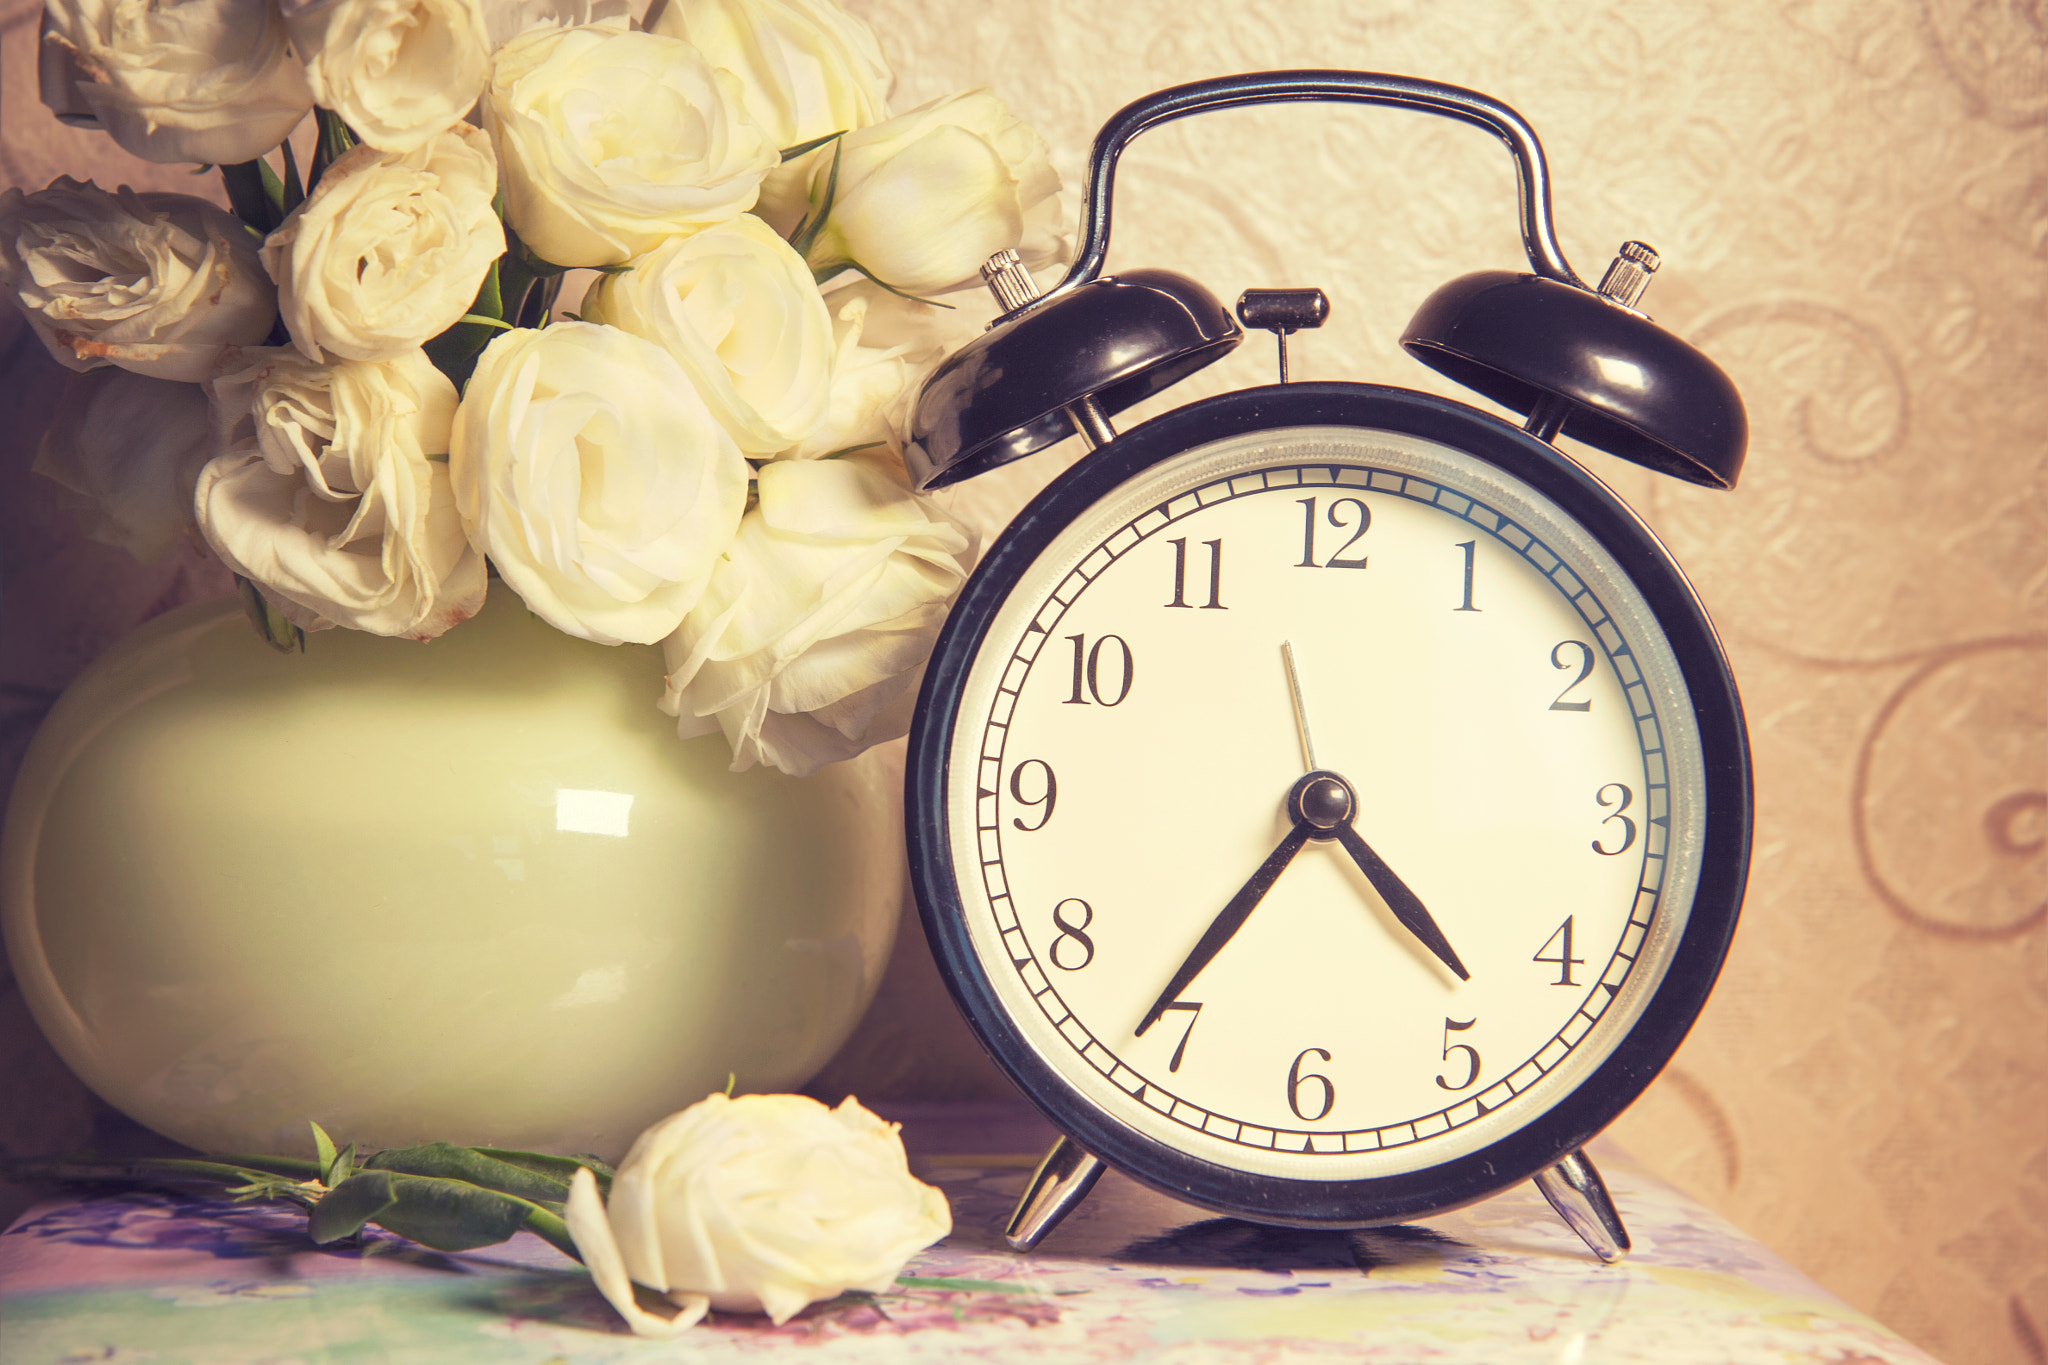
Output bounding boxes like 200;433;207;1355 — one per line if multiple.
1282;639;1318;772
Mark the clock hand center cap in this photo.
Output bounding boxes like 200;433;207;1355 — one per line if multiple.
1288;770;1356;840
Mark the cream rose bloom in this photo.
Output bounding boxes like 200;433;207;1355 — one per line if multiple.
646;0;891;232
484;25;776;267
35;368;214;564
582;215;834;456
661;452;973;775
450;322;750;646
0;179;275;383
278;0;492;154
802;89;1064;296
783;291;917;461
195;347;485;640
40;0;312;165
477;0;626;49
262;125;505;364
565;1093;950;1336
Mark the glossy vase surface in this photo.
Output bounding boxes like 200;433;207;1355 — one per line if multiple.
0;592;904;1162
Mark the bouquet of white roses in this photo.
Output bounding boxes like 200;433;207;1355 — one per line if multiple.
8;0;1068;776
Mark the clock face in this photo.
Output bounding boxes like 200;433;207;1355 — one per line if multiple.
913;390;1745;1217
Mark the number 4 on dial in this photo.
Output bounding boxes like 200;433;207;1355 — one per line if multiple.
1534;916;1585;985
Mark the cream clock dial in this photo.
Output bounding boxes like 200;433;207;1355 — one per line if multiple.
908;387;1749;1233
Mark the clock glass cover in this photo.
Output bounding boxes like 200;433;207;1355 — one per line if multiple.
928;407;1716;1203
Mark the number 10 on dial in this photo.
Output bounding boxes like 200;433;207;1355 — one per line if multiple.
909;398;1748;1252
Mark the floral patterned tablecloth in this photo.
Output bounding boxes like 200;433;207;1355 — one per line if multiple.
0;1108;1942;1364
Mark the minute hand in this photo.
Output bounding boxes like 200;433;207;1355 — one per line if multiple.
1135;821;1312;1037
1331;823;1470;980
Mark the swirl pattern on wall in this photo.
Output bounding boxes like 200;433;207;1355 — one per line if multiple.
1689;300;1910;468
1854;637;2048;938
1924;0;2048;125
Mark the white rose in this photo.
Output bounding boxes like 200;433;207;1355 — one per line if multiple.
262;125;505;364
646;0;891;233
582;216;834;456
195;347;485;640
484;25;776;267
40;0;312;166
34;369;214;564
802;89;1065;296
476;0;627;50
278;0;492;154
783;290;916;461
450;322;750;646
0;179;276;383
565;1093;950;1336
661;452;973;775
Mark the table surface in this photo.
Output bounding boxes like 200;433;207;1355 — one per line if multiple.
0;1104;1943;1364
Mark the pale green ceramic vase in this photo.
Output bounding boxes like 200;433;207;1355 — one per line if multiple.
0;592;904;1162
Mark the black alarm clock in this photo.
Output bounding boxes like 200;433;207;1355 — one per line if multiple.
901;71;1751;1261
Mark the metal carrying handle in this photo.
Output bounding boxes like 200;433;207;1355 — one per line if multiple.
1043;70;1590;302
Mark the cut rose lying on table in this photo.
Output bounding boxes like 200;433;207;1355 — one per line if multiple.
1;1092;952;1338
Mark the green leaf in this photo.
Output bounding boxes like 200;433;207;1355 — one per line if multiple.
219;161;282;234
895;1276;1034;1294
207;1152;323;1180
278;139;305;216
422;258;506;389
787;139;844;259
516;272;563;329
309;1170;399;1244
817;260;955;310
236;575;305;653
227;1174;320;1208
308;108;358;194
469;1147;614;1199
363;1174;534;1253
365;1142;578;1206
779;129;847;163
490;230;568;331
521;1204;580;1261
310;1122;338;1182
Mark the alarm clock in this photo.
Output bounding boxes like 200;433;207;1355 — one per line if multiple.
902;71;1751;1262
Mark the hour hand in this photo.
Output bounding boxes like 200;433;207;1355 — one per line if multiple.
1136;821;1312;1037
1331;822;1469;981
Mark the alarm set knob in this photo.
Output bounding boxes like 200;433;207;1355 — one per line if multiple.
1237;287;1330;383
1596;239;1660;312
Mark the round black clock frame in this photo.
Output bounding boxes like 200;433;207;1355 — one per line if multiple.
906;382;1752;1227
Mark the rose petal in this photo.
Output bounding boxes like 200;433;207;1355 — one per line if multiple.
565;1168;709;1339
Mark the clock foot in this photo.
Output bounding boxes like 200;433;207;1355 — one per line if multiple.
1532;1149;1631;1263
1004;1135;1106;1251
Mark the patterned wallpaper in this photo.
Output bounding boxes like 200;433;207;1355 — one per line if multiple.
0;3;2041;1364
